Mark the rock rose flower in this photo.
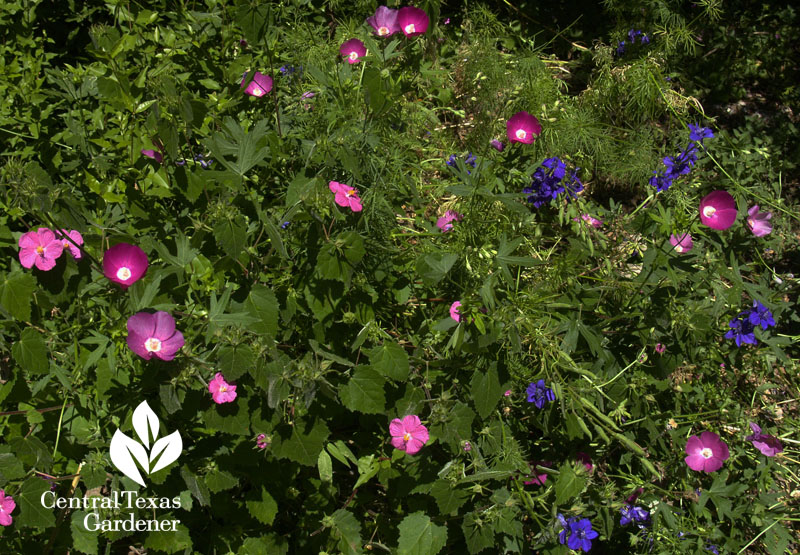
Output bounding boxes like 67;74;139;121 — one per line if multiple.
389;415;429;455
329;181;363;212
209;372;238;404
18;228;63;271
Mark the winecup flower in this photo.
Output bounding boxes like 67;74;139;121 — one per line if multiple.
389;415;429;455
339;38;366;64
506;111;542;144
366;6;400;37
126;311;185;362
103;243;149;289
746;422;783;457
684;431;729;473
669;233;694;253
397;7;429;37
699;191;737;230
18;228;63;271
209;372;238;404
240;71;273;97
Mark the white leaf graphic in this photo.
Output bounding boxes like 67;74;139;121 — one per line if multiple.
132;400;160;448
110;429;149;487
149;430;182;474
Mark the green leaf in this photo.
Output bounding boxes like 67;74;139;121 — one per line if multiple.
0;451;26;482
0;269;36;321
71;511;99;554
339;366;386;414
205;470;239;493
245;285;279;337
398;512;447;555
143;522;193;553
327;509;362;555
462;512;495;554
554;462;586;505
202;396;251;435
416;253;458;285
368;342;410;381
469;365;503;419
318;449;333;482
429;480;469;514
12;328;49;374
353;455;380;489
246;487;278;525
214;216;247;259
181;466;211;507
16;476;56;528
274;418;330;466
217;344;255;381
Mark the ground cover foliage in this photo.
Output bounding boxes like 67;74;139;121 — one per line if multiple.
1;0;799;553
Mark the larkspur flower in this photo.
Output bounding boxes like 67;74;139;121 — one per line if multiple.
669;233;694;253
18;228;64;271
619;504;649;526
436;210;463;232
688;124;715;142
725;316;756;346
700;191;737;230
684;431;729;473
567;518;600;552
748;300;775;330
280;221;290;229
449;301;462;322
141;149;163;163
339;38;367;64
616;40;626;56
366;6;400;37
329;181;363;212
56;229;83;260
706;545;720;555
126;311;185;362
397;7;429;37
506;111;542;144
526;379;555;408
747;205;773;237
208;372;237;404
524;157;583;207
0;489;15;527
240;71;273;97
490;139;504;152
745;422;783;457
389;415;429;455
103;243;149;289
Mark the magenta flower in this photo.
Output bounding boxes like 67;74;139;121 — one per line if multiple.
524;461;551;486
490;139;505;152
684;431;729;473
699;191;737;230
256;433;269;449
389;415;429;455
240;71;273;97
669;233;694;253
746;422;783;457
504;390;512;397
397;6;429;37
366;6;400;37
56;229;83;260
0;489;15;526
329;181;363;212
18;228;64;271
747;205;773;237
340;38;367;64
573;214;602;228
576;452;593;472
209;372;237;404
449;301;462;322
506;111;542;144
655;343;666;354
436;210;463;232
141;149;163;163
126;311;185;362
103;243;149;289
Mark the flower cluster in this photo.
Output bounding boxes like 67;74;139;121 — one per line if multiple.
649;125;714;192
18;228;83;271
558;514;599;552
523;157;583;208
367;6;429;37
619;504;650;527
526;379;556;408
616;29;650;55
724;300;775;346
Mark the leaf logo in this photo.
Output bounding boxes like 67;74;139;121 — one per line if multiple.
109;401;182;487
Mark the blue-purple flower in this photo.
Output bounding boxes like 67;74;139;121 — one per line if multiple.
526;380;555;408
559;515;600;552
523;157;583;207
688;124;715;142
620;504;650;527
725;300;775;346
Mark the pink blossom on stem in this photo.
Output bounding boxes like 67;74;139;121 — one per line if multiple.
397;7;429;37
669;233;693;253
0;489;15;526
141;149;163;163
746;422;783;457
436;210;462;232
389;415;429;455
699;191;737;230
18;228;63;271
339;38;367;64
103;243;149;289
240;71;273;97
56;229;83;260
366;6;400;37
449;301;462;322
506;111;542;144
209;372;238;404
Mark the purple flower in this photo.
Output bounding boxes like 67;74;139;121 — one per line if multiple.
240;71;273;97
397;7;429;37
748;300;775;330
688;124;715;142
490;139;504;152
746;422;783;457
507;111;542;144
523;157;583;207
366;6;400;37
669;233;694;253
706;545;720;555
567;518;600;552
436;210;462;232
725;316;757;346
641;34;650;44
103;243;149;289
526;379;555;408
301;91;316;99
700;190;737;230
339;38;367;64
655;343;666;354
141;149;163;163
126;311;185;361
747;205;773;237
620;504;650;526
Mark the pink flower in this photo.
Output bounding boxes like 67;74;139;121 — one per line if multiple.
655;343;666;354
141;149;163;163
463;441;472;452
684;431;729;473
340;38;367;64
669;233;693;253
103;243;149;289
389;415;429;455
504;390;512;397
524;461;551;486
126;311;185;361
449;301;462;322
56;229;83;260
0;489;15;526
490;139;505;152
240;71;273;97
209;372;237;404
573;214;602;228
746;422;783;457
576;452;593;472
366;6;400;37
699;191;737;230
18;228;64;271
397;6;429;37
747;205;773;237
506;111;542;144
329;181;363;212
436;210;462;232
256;433;269;449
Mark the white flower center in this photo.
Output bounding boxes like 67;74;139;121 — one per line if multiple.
117;267;132;280
219;385;227;392
403;432;411;441
748;217;754;227
145;337;162;352
404;23;415;34
348;51;359;61
378;26;390;36
515;129;527;140
701;447;713;459
252;87;263;96
675;245;684;253
703;206;716;218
